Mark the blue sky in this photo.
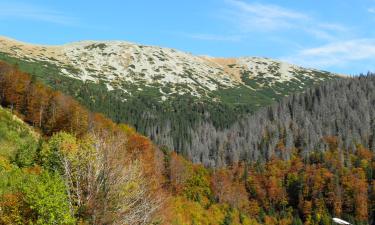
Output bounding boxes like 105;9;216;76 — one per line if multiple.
1;0;375;74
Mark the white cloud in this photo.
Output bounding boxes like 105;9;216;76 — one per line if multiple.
222;0;347;40
283;39;375;69
225;0;308;30
184;1;348;44
317;23;347;32
0;2;77;26
228;0;306;19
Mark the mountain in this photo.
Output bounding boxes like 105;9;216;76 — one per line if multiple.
0;36;336;101
0;36;339;166
0;62;373;224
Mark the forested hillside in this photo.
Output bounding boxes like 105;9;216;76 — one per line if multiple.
165;141;374;225
0;62;374;224
0;105;78;224
0;62;166;224
0;37;338;163
195;75;375;166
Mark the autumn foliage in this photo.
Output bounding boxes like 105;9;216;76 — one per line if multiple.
0;62;166;224
0;61;374;224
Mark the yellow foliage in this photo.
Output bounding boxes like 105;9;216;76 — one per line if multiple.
118;124;136;136
0;156;12;171
166;196;226;225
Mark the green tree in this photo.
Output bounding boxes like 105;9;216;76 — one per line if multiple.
292;215;303;225
22;171;75;225
183;166;211;204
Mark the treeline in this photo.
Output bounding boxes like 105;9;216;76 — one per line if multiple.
0;61;166;224
41;65;361;168
0;51;249;157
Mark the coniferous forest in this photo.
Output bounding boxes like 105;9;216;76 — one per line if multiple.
188;74;375;167
0;61;374;225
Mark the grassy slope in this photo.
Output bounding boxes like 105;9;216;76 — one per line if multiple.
0;106;38;163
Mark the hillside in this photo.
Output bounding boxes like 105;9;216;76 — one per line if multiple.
192;74;375;166
0;106;38;166
0;105;78;224
0;63;373;224
0;63;165;224
0;36;339;164
0;36;336;102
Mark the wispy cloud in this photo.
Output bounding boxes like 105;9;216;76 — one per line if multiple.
0;2;77;26
222;0;348;40
187;33;243;42
368;8;375;14
224;0;307;30
283;39;375;69
183;1;348;44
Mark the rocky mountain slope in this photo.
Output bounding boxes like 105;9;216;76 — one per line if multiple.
0;36;340;165
0;36;336;102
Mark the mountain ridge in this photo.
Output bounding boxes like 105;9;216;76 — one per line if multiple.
0;35;340;165
0;36;339;101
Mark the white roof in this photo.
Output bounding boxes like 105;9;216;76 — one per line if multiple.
333;218;350;225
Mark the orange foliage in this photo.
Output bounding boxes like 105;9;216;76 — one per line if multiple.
169;152;191;194
0;193;31;224
0;61;168;222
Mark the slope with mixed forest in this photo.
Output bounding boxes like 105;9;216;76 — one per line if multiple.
0;36;338;164
0;62;165;224
0;62;373;224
